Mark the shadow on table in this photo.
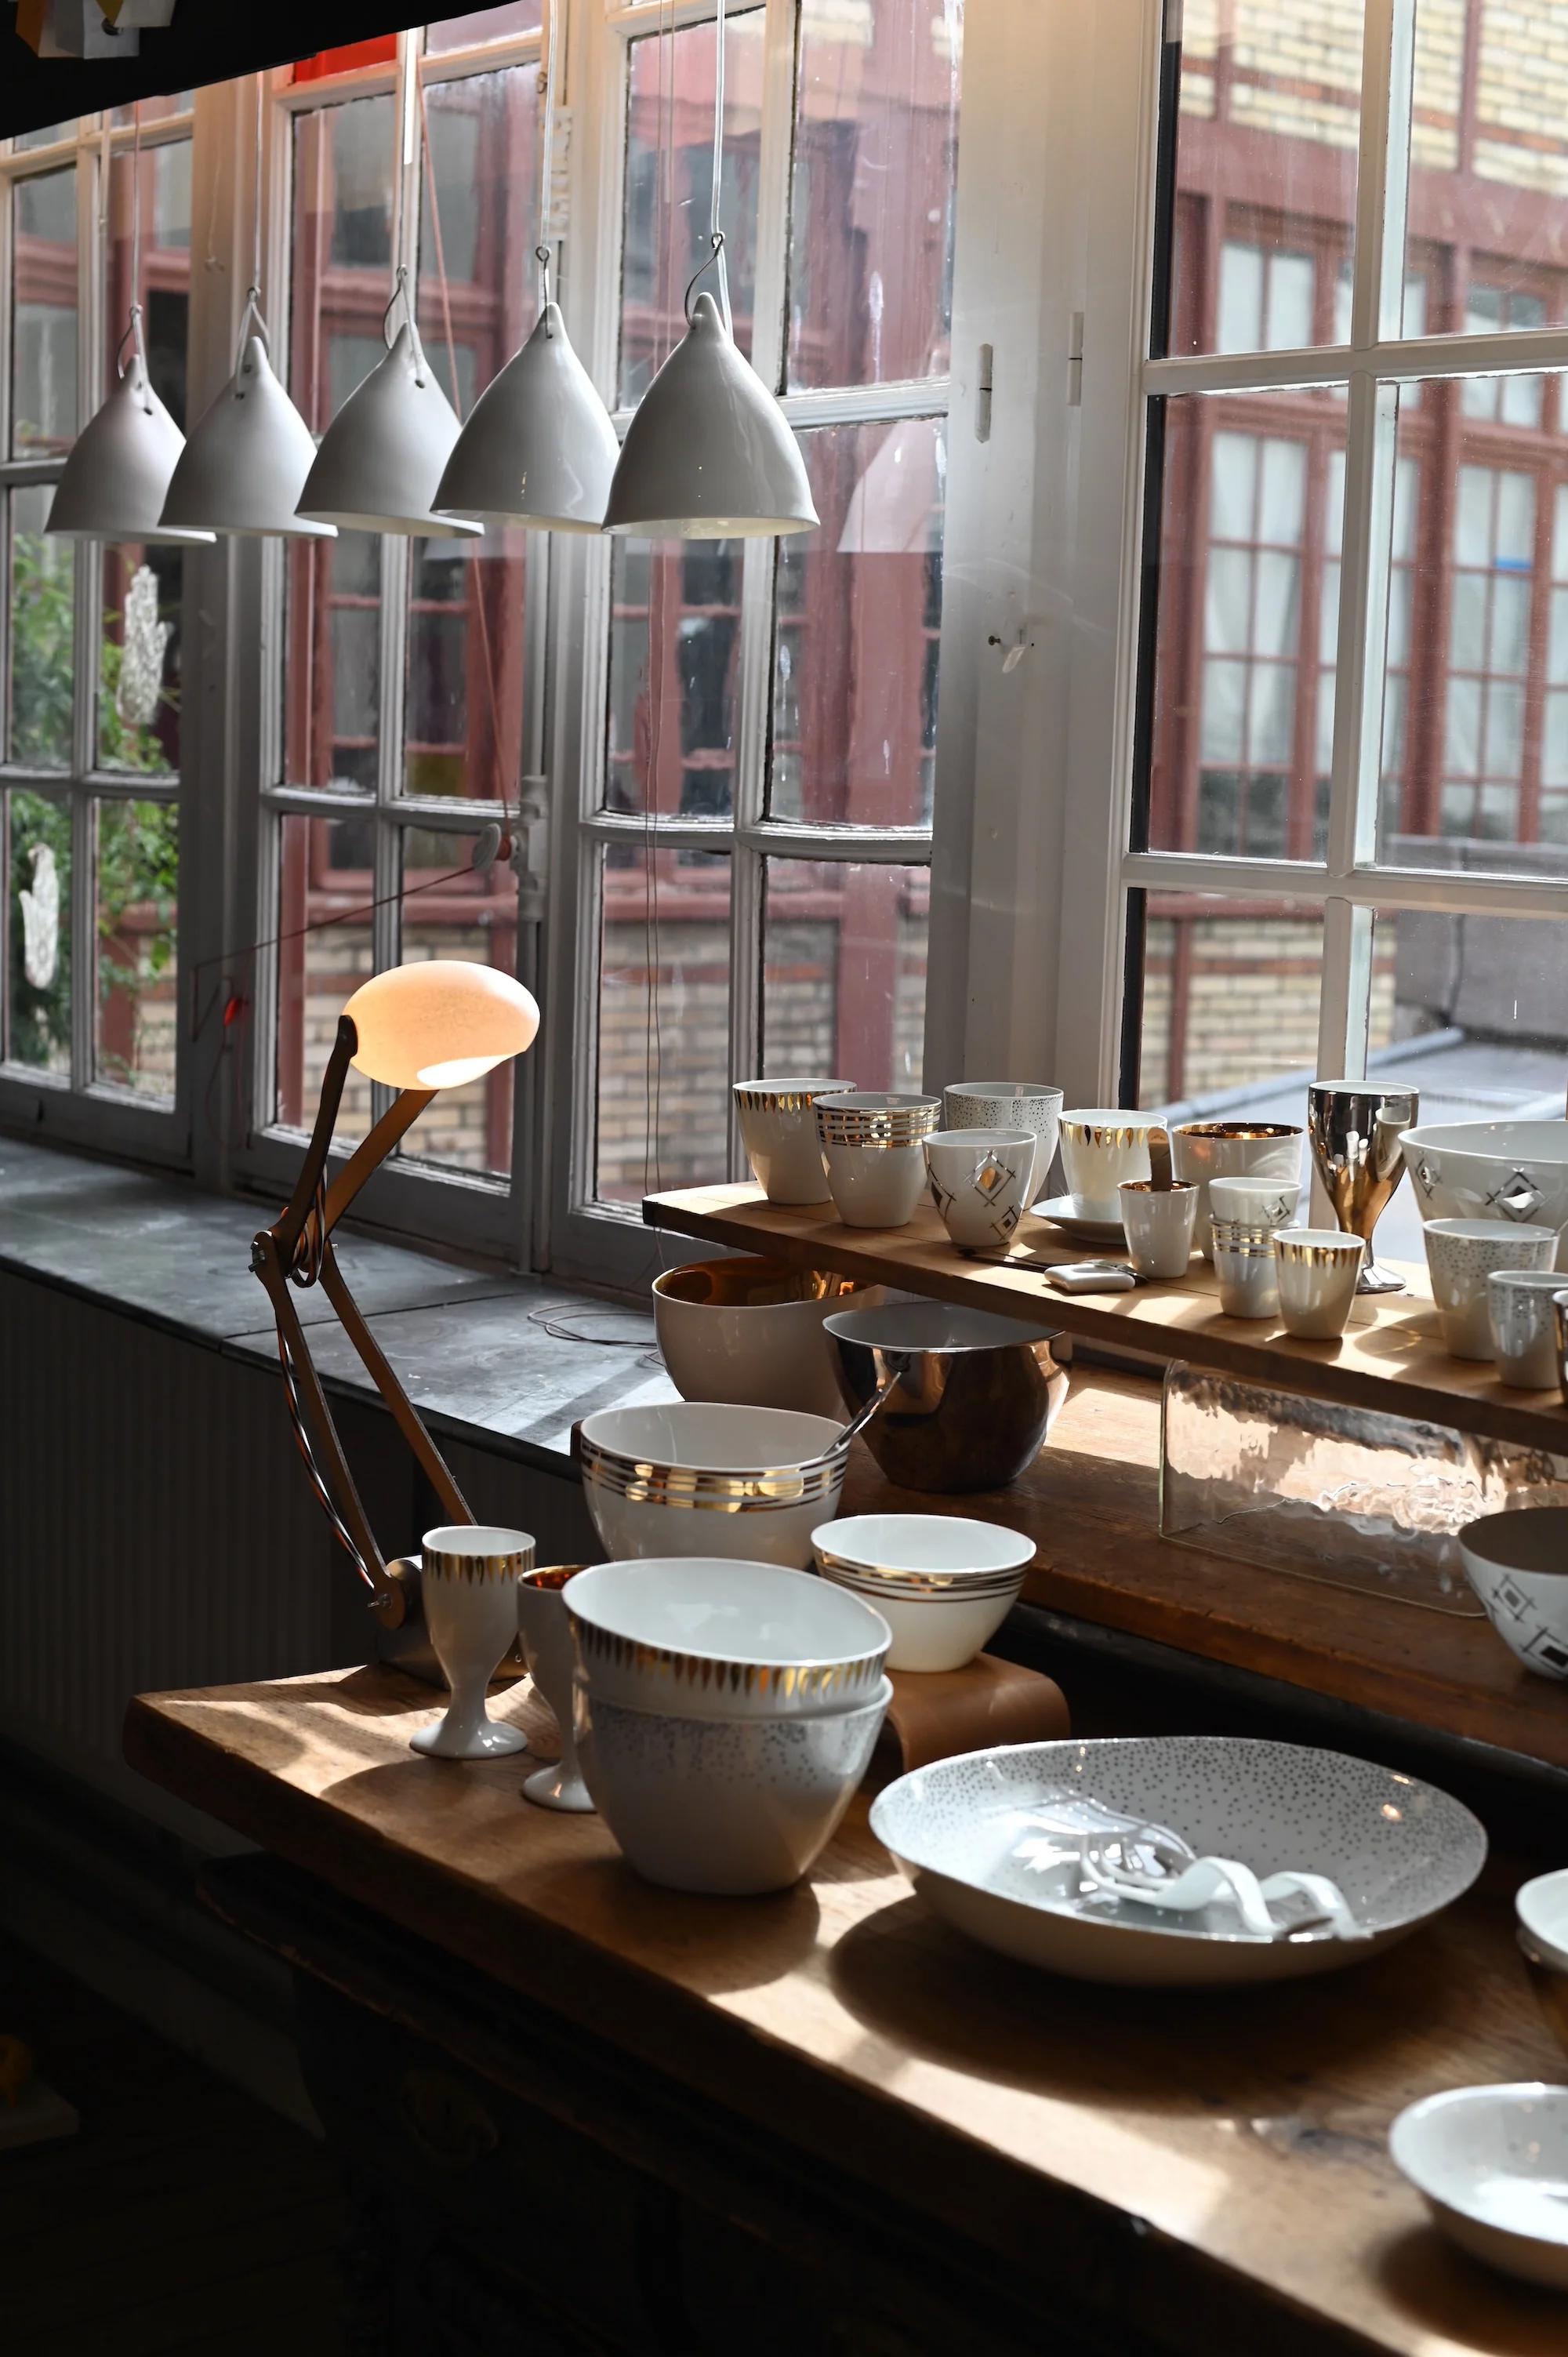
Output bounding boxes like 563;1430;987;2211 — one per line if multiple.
1371;2224;1562;2348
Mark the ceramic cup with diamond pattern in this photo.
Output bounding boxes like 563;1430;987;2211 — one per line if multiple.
924;1128;1035;1252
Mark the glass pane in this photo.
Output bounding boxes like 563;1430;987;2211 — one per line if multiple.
12;165;78;455
1134;892;1324;1113
398;827;517;1177
13;123;74;150
620;9;764;404
417;65;538;412
1166;7;1360;358
109;96;194;126
9;487;74;768
105;142;192;426
1145;390;1346;858
594;844;731;1204
95;800;177;1100
1406;1;1568;312
5;790;71;1076
1376;377;1568;872
285;538;383;794
404;531;527;801
426;5;540;49
99;548;181;773
272;812;376;1149
786;0;963;392
604;540;741;819
769;417;944;825
761;859;928;1095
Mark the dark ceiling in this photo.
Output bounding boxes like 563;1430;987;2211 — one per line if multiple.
2;6;485;136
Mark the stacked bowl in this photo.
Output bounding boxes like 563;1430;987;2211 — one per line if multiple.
567;1557;892;1893
811;1513;1035;1670
577;1401;850;1567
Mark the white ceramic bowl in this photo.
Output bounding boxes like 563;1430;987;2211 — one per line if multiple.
1390;2084;1568;2290
652;1258;881;1419
577;1401;849;1566
1457;1505;1568;1681
1518;1865;1568;1974
870;1737;1486;1987
574;1677;891;1894
811;1514;1035;1672
566;1556;891;1720
1402;1120;1568;1267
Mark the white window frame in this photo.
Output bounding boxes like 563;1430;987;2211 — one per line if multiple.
1046;0;1568;1118
0;103;198;1163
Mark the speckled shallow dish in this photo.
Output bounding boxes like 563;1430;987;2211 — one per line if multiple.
869;1737;1487;1987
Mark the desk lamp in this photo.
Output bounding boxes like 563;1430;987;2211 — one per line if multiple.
251;961;539;1669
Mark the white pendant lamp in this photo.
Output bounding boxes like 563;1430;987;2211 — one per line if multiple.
434;0;617;532
296;267;481;538
602;0;816;541
48;106;214;547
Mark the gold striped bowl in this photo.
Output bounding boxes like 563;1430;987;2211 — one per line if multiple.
566;1557;891;1721
577;1401;851;1567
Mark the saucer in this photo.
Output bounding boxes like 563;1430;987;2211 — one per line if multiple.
1390;2083;1568;2290
1033;1194;1125;1247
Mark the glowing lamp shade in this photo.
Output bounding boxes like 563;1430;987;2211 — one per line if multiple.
343;961;539;1091
602;295;817;539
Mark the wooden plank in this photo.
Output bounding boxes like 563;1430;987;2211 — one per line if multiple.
125;1669;1566;2357
645;1184;1568;1454
867;1372;1568;1773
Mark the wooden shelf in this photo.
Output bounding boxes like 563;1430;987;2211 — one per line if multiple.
646;1183;1568;1453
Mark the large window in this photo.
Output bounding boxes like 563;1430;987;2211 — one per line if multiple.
1;108;192;1137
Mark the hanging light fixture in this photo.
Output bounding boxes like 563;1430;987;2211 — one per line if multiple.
434;0;617;531
602;0;817;539
160;84;336;540
48;107;214;547
296;61;481;539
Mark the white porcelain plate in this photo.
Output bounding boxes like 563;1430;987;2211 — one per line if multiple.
869;1736;1486;1987
1391;2083;1568;2290
1032;1194;1126;1247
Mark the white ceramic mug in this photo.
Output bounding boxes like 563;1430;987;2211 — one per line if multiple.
412;1525;533;1760
1119;1179;1198;1279
1421;1218;1557;1360
1211;1221;1280;1319
1058;1109;1160;1220
924;1129;1035;1252
1273;1229;1365;1339
517;1565;595;1811
1209;1175;1301;1233
942;1083;1063;1206
1486;1270;1568;1392
1171;1123;1304;1262
734;1077;855;1205
815;1093;939;1229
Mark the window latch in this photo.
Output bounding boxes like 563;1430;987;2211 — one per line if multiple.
1069;311;1084;407
975;341;993;441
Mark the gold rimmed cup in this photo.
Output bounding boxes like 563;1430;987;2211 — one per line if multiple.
815;1091;941;1229
734;1077;855;1204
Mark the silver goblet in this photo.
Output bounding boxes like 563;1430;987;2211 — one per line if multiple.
1307;1080;1420;1295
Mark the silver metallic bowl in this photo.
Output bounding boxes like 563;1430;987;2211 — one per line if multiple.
823;1302;1068;1493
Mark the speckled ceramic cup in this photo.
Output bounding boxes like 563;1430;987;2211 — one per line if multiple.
1421;1219;1556;1360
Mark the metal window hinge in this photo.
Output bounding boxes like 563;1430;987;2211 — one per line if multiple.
510;775;550;921
1164;0;1185;42
1068;311;1084;407
975;341;993;441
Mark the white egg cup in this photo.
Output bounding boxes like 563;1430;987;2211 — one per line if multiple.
517;1565;595;1810
411;1525;533;1760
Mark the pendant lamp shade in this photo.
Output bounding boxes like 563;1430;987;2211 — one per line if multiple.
296;322;482;537
46;354;216;546
434;303;619;532
160;335;336;540
602;295;817;539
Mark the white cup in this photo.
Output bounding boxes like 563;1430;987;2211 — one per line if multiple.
1487;1270;1568;1392
1171;1122;1303;1262
1422;1218;1558;1360
1212;1220;1280;1319
942;1083;1063;1206
925;1128;1036;1252
735;1077;855;1204
815;1093;939;1229
1273;1228;1366;1338
1058;1109;1160;1220
1209;1175;1301;1233
1119;1179;1198;1279
412;1526;533;1760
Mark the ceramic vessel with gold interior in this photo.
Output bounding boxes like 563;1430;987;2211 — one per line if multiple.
652;1256;881;1418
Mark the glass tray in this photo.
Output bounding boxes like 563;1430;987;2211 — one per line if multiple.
1160;1360;1568;1616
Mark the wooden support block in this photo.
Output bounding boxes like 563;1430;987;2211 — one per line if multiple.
882;1652;1069;1772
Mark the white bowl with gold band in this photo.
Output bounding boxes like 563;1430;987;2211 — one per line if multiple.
565;1556;891;1721
577;1400;851;1565
733;1077;855;1204
811;1513;1033;1672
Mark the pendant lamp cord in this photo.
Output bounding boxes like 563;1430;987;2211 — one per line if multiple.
118;101;153;406
710;0;731;332
535;0;560;334
237;74;270;362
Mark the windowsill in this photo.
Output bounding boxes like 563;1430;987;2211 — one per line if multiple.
0;1132;679;1469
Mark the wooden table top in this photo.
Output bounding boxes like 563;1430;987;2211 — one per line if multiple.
646;1184;1568;1455
126;1668;1568;2357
